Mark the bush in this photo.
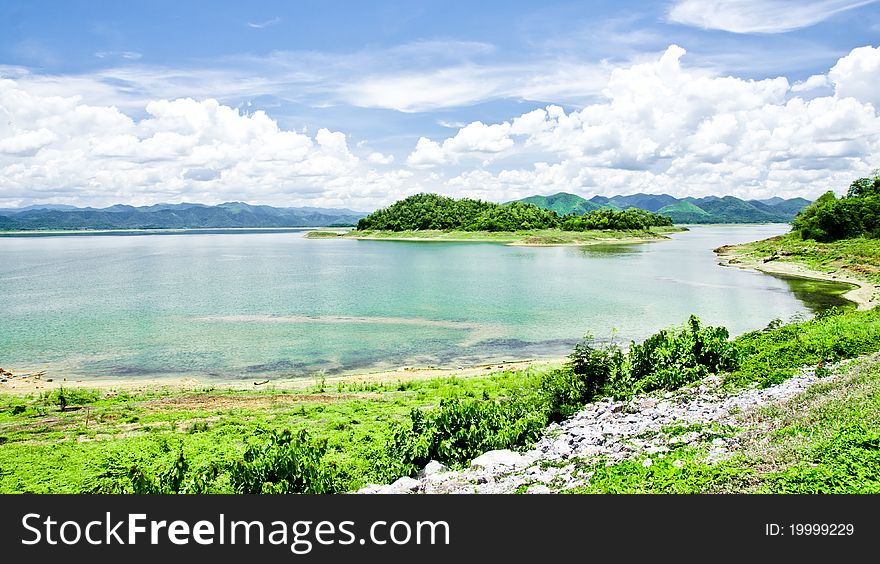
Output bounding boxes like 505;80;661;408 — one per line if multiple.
127;450;219;494
42;387;101;410
629;315;739;393
727;307;880;387
387;398;545;475
542;336;628;422
537;317;738;420
229;429;339;494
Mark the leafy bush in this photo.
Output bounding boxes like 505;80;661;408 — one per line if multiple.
229;429;339;494
127;450;219;494
727;307;880;387
387;398;545;475
542;337;628;422
540;316;738;419
41;387;101;410
629;315;739;393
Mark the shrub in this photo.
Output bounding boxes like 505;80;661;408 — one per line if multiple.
387;398;545;475
728;307;880;387
42;387;101;409
127;450;219;494
541;336;628;422
229;429;339;494
629;315;739;393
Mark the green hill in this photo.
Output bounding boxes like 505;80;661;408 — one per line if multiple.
518;192;811;224
656;201;712;224
0;202;367;231
517;192;603;215
591;194;679;212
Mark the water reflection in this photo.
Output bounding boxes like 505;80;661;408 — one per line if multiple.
770;274;856;312
575;243;646;256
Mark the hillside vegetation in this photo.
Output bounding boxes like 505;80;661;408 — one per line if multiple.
792;173;880;242
356;193;672;232
514;192;810;224
0;202;365;231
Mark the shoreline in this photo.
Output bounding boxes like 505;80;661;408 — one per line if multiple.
308;226;684;246
0;357;567;397
715;246;879;310
0;227;332;237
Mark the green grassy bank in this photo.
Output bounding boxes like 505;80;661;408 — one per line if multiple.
3;306;879;494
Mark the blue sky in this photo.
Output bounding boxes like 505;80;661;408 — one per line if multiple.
1;1;879;209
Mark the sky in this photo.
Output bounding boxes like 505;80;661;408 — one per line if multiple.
1;0;879;210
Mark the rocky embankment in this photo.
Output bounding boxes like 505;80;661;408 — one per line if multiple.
358;358;859;494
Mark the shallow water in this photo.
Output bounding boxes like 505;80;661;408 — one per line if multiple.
0;225;852;380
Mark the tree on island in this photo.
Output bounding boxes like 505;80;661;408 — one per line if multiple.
357;193;672;232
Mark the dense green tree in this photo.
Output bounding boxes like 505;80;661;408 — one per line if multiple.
357;193;671;232
792;173;880;242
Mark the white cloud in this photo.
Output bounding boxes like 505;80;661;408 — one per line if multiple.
406;121;514;166
406;137;447;167
0;79;408;209
405;45;880;201
367;152;394;164
791;74;830;92
3;44;880;209
94;51;142;60
668;0;879;33
247;17;282;29
828;45;880;107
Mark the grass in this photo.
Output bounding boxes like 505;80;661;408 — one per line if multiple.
722;233;880;285
727;307;880;388
0;368;544;493
3;294;880;493
564;355;880;494
305;226;683;245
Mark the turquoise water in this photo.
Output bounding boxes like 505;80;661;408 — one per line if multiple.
0;225;852;380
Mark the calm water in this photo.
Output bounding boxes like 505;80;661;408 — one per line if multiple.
0;225;852;381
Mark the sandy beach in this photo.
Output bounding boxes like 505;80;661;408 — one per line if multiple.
0;357;566;397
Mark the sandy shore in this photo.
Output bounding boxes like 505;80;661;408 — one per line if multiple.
715;247;879;310
0;357;566;397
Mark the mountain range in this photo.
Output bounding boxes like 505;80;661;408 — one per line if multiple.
0;202;367;231
516;192;811;224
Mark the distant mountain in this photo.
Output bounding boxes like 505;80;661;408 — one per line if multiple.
0;202;367;231
656;201;712;223
516;192;605;215
0;204;80;214
515;192;811;224
590;194;679;212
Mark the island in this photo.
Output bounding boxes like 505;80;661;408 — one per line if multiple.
307;193;683;245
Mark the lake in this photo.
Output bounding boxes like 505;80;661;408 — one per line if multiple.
0;225;852;381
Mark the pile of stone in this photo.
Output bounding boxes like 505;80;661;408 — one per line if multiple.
357;356;860;495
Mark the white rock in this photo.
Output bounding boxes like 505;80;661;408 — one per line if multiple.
417;460;449;479
389;476;421;493
526;484;553;494
642;458;653;468
470;449;528;471
357;484;394;494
